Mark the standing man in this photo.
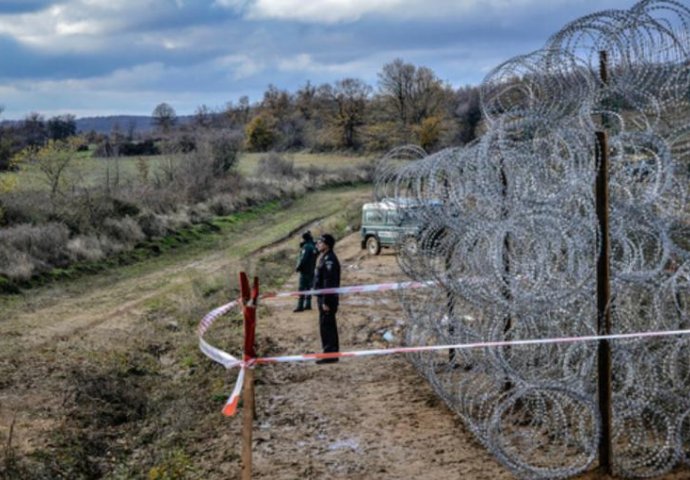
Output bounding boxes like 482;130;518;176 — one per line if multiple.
294;231;317;312
313;233;340;363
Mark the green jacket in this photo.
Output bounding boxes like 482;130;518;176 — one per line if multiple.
296;240;317;278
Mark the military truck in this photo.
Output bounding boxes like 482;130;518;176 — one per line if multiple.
360;198;438;255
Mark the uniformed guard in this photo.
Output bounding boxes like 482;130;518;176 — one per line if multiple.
313;233;340;363
294;231;317;312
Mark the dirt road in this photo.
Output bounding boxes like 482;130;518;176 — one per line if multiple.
239;233;516;479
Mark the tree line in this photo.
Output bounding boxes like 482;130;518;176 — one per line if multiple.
0;58;482;170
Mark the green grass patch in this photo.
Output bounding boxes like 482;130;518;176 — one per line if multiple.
237;151;373;176
3;151;373;193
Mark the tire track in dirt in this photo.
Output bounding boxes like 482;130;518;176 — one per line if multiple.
0;213;337;357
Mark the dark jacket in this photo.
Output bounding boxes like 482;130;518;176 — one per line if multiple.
296;239;317;278
313;249;340;309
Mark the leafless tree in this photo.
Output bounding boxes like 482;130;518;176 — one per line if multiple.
152;102;177;133
377;59;447;141
331;78;372;148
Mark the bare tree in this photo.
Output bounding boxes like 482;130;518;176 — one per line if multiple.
296;81;317;120
225;96;251;128
377;59;448;142
152;102;177;133
16;138;81;215
47;114;77;141
194;104;213;129
378;58;416;127
409;66;447;124
330;78;372;148
21;112;48;147
261;85;291;122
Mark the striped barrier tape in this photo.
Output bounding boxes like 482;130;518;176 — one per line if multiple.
197;280;690;416
261;279;437;299
198;280;437;415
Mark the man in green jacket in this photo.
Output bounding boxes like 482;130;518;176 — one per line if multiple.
294;231;317;312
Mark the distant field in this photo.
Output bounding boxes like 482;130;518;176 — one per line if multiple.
237;151;373;175
2;151;374;192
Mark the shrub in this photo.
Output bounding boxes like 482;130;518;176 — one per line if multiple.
188;203;212;224
245;113;277;151
204;130;243;174
117;139;159;156
206;194;237;216
0;190;51;226
255;152;296;178
67;235;104;262
102;217;145;246
137;211;170;239
415;115;444;152
112;197;141;217
0;222;71;271
165;209;193;231
147;449;196;480
0;244;33;281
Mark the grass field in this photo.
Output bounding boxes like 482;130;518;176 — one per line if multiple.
2;150;374;192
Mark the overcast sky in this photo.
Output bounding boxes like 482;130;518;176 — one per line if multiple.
0;0;637;119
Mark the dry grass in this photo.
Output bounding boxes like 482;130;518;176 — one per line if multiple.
0;150;372;288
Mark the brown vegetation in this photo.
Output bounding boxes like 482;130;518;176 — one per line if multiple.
0;144;370;292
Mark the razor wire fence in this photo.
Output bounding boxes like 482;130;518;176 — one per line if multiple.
378;1;690;478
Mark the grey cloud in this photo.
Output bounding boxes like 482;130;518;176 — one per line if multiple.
0;0;643;119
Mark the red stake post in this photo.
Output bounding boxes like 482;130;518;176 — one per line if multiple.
239;272;259;480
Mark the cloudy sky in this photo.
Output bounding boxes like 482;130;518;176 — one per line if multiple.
0;0;636;119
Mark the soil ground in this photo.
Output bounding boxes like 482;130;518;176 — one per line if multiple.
243;234;515;480
188;233;689;480
1;206;687;479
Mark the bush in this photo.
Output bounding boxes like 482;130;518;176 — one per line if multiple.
137;211;170;239
2;222;70;265
0;222;71;279
0;244;33;281
67;235;104;262
0;190;51;226
102;217;145;246
206;194;238;216
117;139;159;156
255;152;296;178
245;113;277;151
206;130;243;174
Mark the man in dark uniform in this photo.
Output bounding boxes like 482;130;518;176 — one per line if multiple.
294;231;317;312
313;233;340;363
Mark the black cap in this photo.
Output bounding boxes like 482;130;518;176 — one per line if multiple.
318;233;335;248
302;230;313;241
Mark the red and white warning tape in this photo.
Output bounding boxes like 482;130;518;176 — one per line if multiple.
198;280;690;416
262;279;437;299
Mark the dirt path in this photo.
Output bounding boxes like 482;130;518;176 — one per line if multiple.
239;233;517;479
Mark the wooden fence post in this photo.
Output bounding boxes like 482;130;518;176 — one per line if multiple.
596;49;613;475
239;272;259;480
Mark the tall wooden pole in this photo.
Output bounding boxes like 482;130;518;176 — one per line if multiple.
500;159;513;392
240;272;259;480
596;50;613;475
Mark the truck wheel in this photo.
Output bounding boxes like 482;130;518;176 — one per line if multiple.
402;236;418;255
366;236;381;255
